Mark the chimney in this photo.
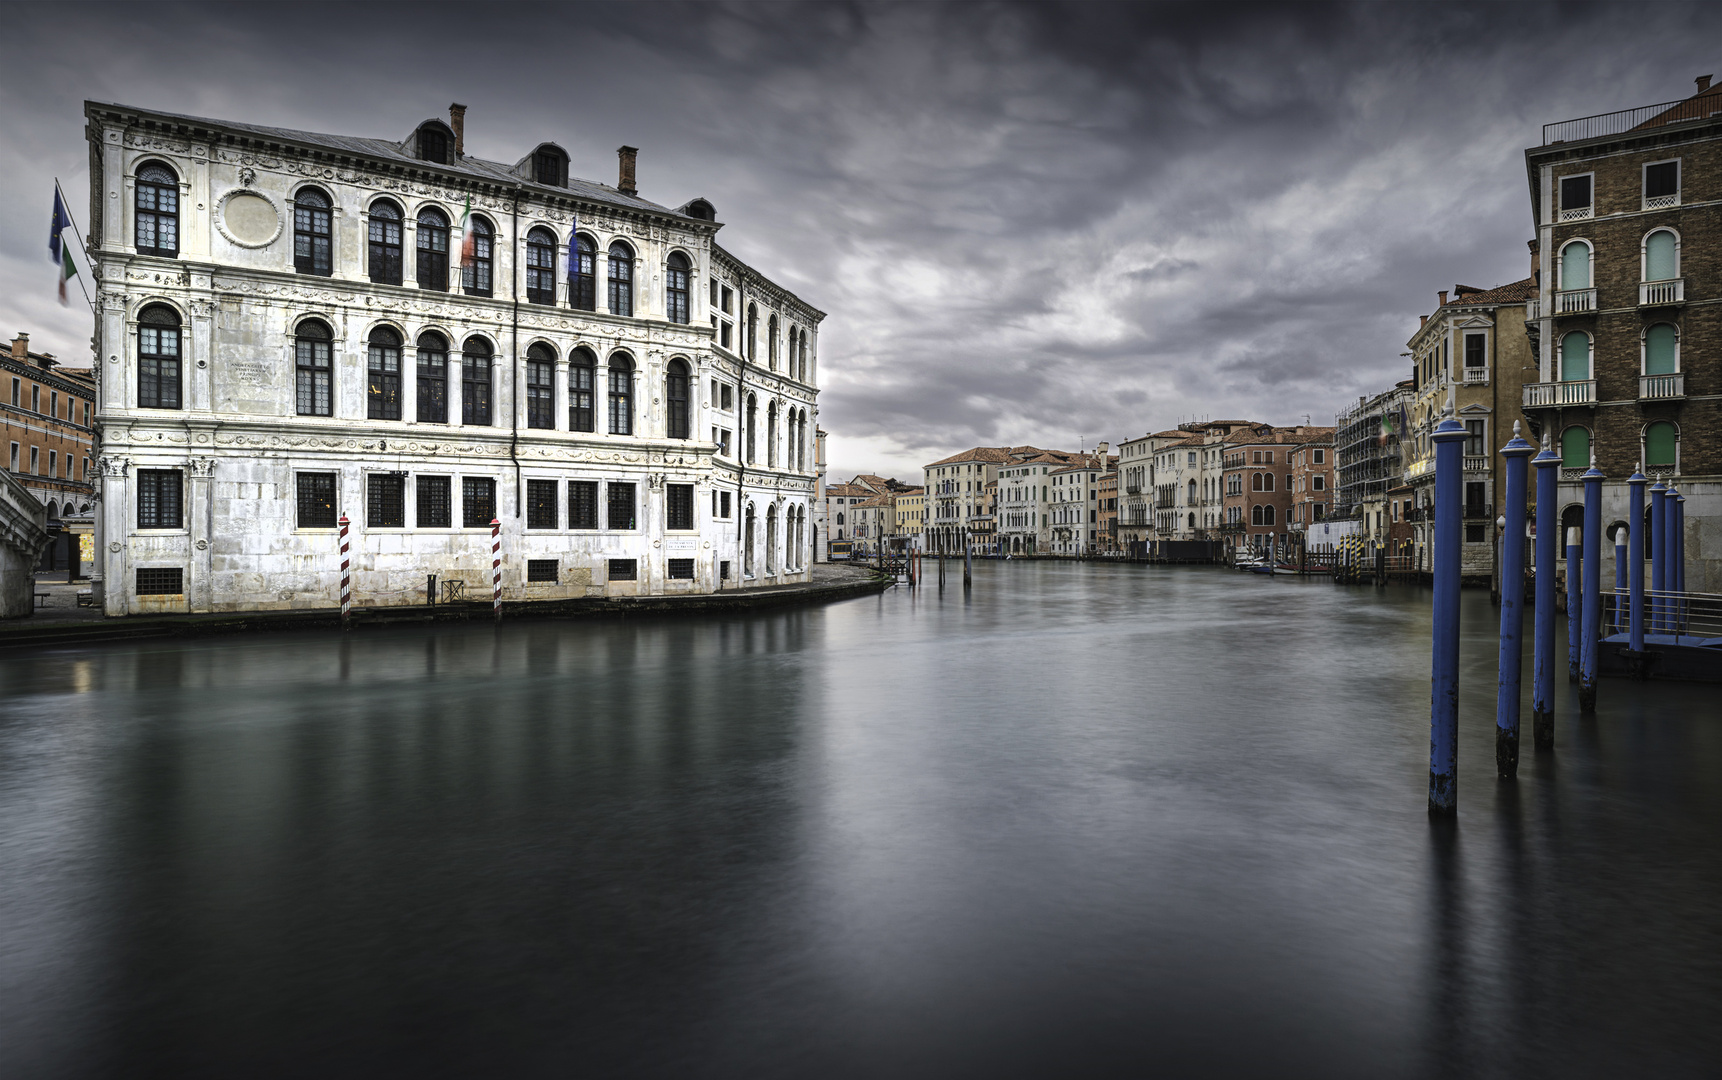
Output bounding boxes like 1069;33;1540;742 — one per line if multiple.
1698;74;1713;93
1420;314;1428;328
10;333;27;360
1438;290;1448;307
617;146;638;196
448;103;466;157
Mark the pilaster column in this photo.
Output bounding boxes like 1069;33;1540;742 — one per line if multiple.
99;456;129;615
189;456;214;611
554;357;569;431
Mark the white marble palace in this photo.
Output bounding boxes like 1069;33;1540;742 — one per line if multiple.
84;102;822;615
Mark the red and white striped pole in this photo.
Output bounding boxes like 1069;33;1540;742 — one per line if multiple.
491;516;502;621
338;513;351;630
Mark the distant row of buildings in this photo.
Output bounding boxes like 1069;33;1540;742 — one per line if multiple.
826;75;1719;591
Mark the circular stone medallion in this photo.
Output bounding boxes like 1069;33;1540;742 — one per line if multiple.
218;191;281;248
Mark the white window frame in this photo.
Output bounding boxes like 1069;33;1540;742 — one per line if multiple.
1642;158;1681;211
1640;226;1681;283
1557;171;1594;222
1639;322;1681;376
1557;238;1594;290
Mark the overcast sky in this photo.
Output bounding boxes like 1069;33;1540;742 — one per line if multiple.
3;2;1717;479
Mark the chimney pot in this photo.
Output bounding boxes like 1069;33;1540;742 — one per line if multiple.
448;103;466;157
1420;314;1428;328
1438;290;1448;307
1698;74;1714;93
617;146;638;196
11;333;27;360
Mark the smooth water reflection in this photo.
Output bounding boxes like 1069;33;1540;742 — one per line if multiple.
2;563;1719;1078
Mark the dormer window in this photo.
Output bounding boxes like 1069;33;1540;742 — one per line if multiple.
532;146;567;187
418;124;451;164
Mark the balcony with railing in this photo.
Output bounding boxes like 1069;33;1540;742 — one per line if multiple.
1640;373;1685;400
1640;278;1685;306
1524;380;1596;407
1644;193;1681;211
1125;484;1141;495
1462;367;1489;385
1463;456;1490;474
1463;503;1494;521
1555;288;1596;314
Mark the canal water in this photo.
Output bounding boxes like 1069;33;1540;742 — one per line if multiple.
2;563;1718;1078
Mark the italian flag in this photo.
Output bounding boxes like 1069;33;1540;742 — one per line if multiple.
58;242;78;307
458;194;477;268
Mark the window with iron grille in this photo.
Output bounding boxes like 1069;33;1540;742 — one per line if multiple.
607;482;635;530
1465;523;1486;544
527;559;558;582
571;236;596;310
368;200;403;284
462;342;492;425
569;480;598;529
296;320;333;416
137;306;182;409
368;327;402;420
569;350;595;431
608;559;637;581
527;349;554;429
462;477;496;528
367;473;406;528
668;558;695;580
294;188;333;275
462;218;493;296
137;469;183;529
135;162;179;257
526;227;557;304
534;150;565;187
667;484;695;530
608;354;632;435
297;472;337;528
526;479;557;529
417;333;448;423
417;475;451;528
136;566;184;595
417;208;450;290
720;560;730;580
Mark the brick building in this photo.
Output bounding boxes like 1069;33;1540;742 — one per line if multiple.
3;334;97;575
1287;437;1334;531
1219;425;1333;555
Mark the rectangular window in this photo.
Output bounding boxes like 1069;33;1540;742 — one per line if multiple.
1465;420;1485;457
1465;523;1487;544
720;560;730;580
48;450;56;477
1313;448;1324;465
1559;174;1592;218
417;475;451;528
527;559;558;583
527;359;554;429
9;378;17;406
1313;475;1325;491
721;286;733;314
1464;334;1486;369
417;348;447;423
1465;481;1487;511
297;472;337;528
296;336;332;416
1644;160;1679;202
462;477;496;528
367;473;406;528
462;355;491;426
568;480;599;529
526;478;558;529
137;469;184;529
668;558;695;580
720;322;732;350
607;482;635;530
721;383;733;410
32;386;40;413
666;483;695;530
49;392;57;417
8;443;16;471
83;402;90;425
136;566;184;595
368;343;401;420
608;559;637;582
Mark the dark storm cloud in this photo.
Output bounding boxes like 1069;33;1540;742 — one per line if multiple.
4;1;1718;476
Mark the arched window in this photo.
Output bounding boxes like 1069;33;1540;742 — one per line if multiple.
1645;421;1677;468
607;352;633;435
295;320;333;417
800;330;810;383
1187;479;1196;502
569;348;595;432
1560;425;1590;468
293;188;333;275
744;504;756;576
1560;331;1590;381
1263;473;1274;492
768;314;779;369
1644;323;1678;375
461;337;492;425
1251;505;1263;526
747;304;758;362
746;394;757;462
608;242;633;316
368;200;403;285
526;343;555;429
1560;240;1591;291
462;217;493;296
768;400;778;467
367;326;402;420
416;331;448;423
1189;512;1198;529
417;208;450;291
571;235;596;310
666;358;690;439
1645;229;1678;282
525;227;557;304
137;304;182;409
766;504;778;574
666;252;690;324
135;162;179;257
417;123;452;164
1262;505;1275;526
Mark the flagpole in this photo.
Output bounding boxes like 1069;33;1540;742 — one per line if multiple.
53;179;98;315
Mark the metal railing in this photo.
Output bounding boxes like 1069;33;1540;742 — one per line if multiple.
1644;193;1681;210
1606;589;1722;639
1524;380;1596;407
1640;278;1684;305
1543;97;1715;144
1640;373;1685;399
1555;288;1596;313
1463;503;1493;521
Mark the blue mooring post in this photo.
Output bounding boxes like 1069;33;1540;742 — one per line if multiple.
1628;472;1647;654
1429;406;1467;815
1566;526;1583;681
1579;459;1603;712
1531;439;1561;749
1649;480;1667;633
1495;425;1534;778
1613;526;1628;635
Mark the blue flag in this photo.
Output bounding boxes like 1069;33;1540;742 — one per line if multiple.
567;215;580;280
50;189;72;263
